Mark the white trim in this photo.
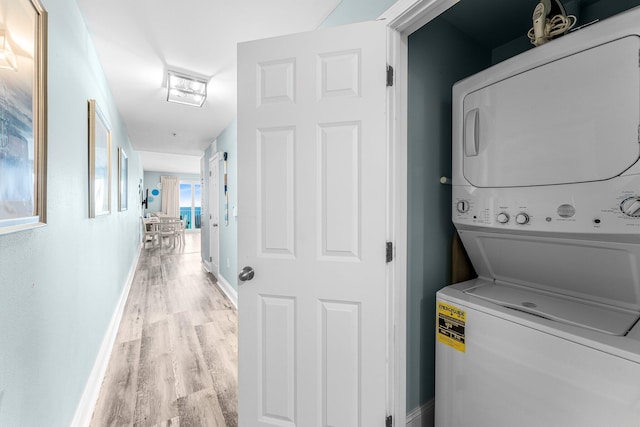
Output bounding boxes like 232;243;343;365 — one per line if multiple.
70;244;142;427
209;153;220;275
379;0;460;35
406;399;435;427
202;258;214;273
215;273;238;309
202;261;237;309
377;0;459;424
385;24;409;427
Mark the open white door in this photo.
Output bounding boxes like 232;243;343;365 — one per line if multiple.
238;20;391;426
209;154;220;274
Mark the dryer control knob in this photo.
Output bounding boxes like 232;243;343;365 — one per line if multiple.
620;197;640;217
497;213;510;224
516;213;530;225
456;200;470;213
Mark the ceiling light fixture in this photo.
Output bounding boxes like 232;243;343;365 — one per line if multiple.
0;30;17;71
166;70;208;107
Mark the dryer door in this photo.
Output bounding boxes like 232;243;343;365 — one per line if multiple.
462;36;640;188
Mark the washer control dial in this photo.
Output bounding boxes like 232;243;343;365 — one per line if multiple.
497;213;510;224
516;213;530;225
456;200;470;213
620;197;640;217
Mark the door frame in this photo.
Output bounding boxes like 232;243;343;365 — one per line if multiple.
379;0;460;424
209;152;220;276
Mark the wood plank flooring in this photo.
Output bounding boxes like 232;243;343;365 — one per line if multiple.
90;233;237;427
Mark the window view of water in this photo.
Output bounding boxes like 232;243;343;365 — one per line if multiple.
180;182;201;229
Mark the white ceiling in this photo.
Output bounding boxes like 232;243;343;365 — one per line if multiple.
136;151;202;175
75;0;342;173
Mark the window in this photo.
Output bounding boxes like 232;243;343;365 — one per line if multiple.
179;181;201;229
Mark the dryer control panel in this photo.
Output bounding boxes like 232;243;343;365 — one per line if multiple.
453;176;640;235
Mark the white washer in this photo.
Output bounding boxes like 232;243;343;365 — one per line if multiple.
436;7;640;427
436;281;640;427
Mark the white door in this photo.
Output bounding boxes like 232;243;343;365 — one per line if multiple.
238;20;390;426
209;154;219;274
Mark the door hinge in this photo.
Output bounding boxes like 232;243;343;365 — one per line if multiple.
386;65;394;87
386;241;393;263
386;415;393;427
209;256;212;262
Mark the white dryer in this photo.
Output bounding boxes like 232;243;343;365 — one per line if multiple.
436;7;640;427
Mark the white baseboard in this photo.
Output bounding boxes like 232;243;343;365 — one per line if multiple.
215;273;238;309
201;260;237;308
70;244;142;427
407;399;434;427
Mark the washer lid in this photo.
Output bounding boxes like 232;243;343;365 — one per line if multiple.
457;230;640;313
465;282;640;336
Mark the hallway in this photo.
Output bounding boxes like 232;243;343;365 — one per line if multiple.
89;233;238;427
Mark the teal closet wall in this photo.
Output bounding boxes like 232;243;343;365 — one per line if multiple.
406;19;490;411
405;0;640;413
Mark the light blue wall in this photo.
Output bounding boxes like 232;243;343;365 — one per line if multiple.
319;0;397;27
215;119;239;289
201;119;238;290
0;0;143;425
143;171;201;216
406;19;490;411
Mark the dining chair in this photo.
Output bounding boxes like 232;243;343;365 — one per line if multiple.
174;219;186;247
141;217;158;249
158;218;181;248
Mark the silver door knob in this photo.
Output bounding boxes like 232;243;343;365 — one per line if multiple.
238;266;255;282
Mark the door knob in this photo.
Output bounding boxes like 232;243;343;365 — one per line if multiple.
238;266;255;282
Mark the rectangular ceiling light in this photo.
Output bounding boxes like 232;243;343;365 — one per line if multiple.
167;71;207;107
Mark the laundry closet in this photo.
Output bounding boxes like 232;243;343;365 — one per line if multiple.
405;0;640;416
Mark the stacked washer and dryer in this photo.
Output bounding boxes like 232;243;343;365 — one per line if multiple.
435;7;640;427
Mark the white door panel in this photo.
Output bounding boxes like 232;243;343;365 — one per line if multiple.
238;20;389;427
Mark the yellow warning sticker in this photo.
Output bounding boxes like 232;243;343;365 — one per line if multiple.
437;302;466;353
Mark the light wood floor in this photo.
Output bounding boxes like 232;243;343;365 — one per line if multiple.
90;233;238;427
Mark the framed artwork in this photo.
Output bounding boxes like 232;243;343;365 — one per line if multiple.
118;147;128;211
0;0;48;234
88;99;111;217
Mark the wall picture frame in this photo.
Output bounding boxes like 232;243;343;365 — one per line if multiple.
0;0;48;234
88;99;111;218
118;147;128;211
